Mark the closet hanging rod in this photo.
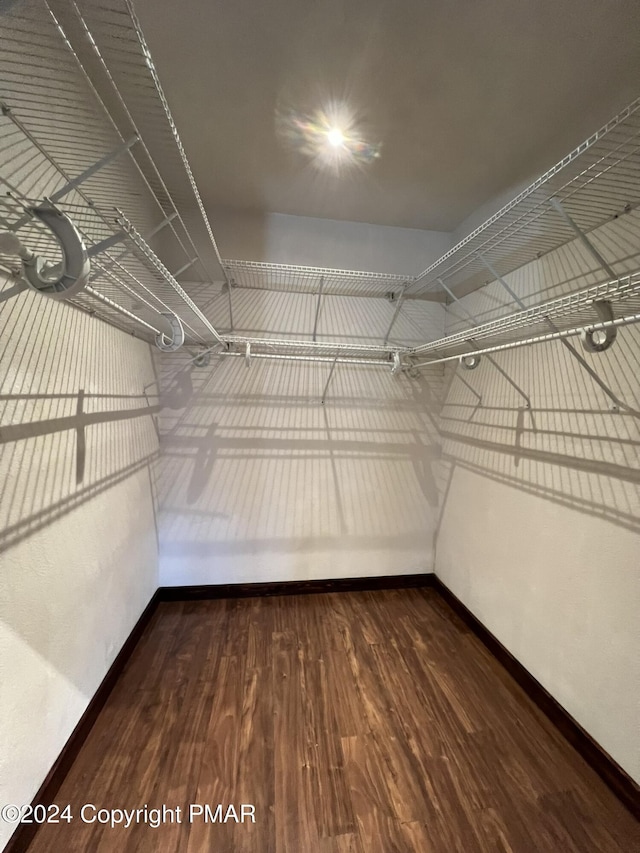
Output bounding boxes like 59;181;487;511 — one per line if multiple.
409;272;640;357
411;308;640;367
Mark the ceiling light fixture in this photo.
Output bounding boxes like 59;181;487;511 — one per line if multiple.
277;101;381;173
327;127;345;148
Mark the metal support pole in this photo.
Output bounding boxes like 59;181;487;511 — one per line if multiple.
438;278;532;408
312;276;324;341
455;373;483;406
90;214;177;267
172;258;198;278
476;255;625;411
226;281;235;332
412;312;640;416
146;212;179;239
549;197;617;280
88;231;126;257
322;355;339;404
384;285;407;344
477;254;525;308
49;136;139;202
471;342;532;408
438;278;474;320
556;336;629;413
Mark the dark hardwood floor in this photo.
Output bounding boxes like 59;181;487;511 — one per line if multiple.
26;589;639;852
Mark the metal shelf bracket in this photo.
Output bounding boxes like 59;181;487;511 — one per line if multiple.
549;197;617;280
155;312;185;352
1;202;90;299
226;280;235;332
460;354;481;370
322;354;339;404
478;256;638;416
312;276;325;341
581;300;617;352
384;283;408;345
438;278;531;406
49;136;139;204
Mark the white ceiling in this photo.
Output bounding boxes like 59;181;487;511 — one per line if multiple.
134;0;640;231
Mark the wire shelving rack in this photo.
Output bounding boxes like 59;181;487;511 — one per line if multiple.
0;0;227;345
0;0;639;374
409;272;640;366
407;98;640;300
222;260;410;300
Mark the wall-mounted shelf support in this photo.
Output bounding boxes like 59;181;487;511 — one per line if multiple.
49;136;139;204
91;213;179;284
477;254;525;309
582;300;617;352
555;335;633;414
452;371;483;411
459;354;481;370
384;284;407;344
173;258;198;278
322;354;339;404
87;231;126;258
438;278;532;407
475;252;634;413
0;203;90;299
225;280;235;332
155;312;185;352
312;276;325;341
549;196;617;280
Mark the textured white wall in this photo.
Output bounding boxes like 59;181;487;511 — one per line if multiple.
209;207;452;276
157;293;445;586
0;285;160;852
434;211;640;783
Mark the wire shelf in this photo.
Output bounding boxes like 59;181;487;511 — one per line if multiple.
0;0;228;343
223;259;410;299
1;0;639;370
410;271;640;364
0;193;215;344
56;0;227;281
407;98;640;299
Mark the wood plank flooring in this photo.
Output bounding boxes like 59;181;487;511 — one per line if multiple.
26;589;639;852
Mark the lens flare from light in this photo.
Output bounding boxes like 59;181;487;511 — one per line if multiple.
327;127;345;148
277;101;381;173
